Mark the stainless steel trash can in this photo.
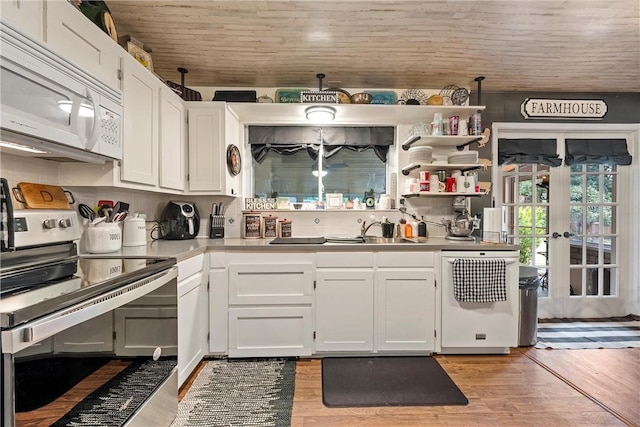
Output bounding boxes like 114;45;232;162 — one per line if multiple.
518;266;541;346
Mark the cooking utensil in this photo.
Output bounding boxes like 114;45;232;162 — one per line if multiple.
78;203;96;221
113;201;129;214
98;204;113;221
97;200;114;208
12;182;74;209
112;212;127;222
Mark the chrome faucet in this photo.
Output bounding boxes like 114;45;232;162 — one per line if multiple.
361;220;382;237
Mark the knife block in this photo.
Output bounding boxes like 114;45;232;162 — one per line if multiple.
209;215;225;239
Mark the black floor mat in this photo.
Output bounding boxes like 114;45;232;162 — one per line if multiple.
321;356;468;407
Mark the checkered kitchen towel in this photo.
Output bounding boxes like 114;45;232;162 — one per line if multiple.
453;258;507;302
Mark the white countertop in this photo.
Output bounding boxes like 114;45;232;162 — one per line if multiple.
88;236;516;263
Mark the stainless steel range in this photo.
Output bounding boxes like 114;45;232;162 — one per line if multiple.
1;179;179;427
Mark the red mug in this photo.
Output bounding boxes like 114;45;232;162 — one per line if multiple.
445;177;457;192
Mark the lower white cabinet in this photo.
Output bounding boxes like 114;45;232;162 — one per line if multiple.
226;253;314;357
376;269;435;351
315;269;374;352
228;306;313;357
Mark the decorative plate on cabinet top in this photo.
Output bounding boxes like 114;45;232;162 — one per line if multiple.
324;88;351;104
398;89;428;105
368;90;398;105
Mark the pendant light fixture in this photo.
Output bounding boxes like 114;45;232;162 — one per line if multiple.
305;73;336;123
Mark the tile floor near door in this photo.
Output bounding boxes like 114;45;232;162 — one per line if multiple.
181;348;639;427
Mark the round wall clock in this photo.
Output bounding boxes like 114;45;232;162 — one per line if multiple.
227;145;241;176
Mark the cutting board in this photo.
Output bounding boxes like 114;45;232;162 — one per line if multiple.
12;182;73;209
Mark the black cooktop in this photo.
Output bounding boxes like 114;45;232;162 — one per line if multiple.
0;256;176;329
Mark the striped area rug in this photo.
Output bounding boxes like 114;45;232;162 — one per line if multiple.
535;315;640;349
172;359;296;427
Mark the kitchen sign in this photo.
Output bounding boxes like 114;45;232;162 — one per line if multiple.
300;91;338;104
521;98;608;119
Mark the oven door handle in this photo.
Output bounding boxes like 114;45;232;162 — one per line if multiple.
2;266;177;354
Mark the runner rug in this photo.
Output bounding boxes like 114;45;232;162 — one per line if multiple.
172;359;296;427
535;314;640;349
322;356;468;407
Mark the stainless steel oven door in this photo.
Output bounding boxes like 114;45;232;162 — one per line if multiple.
1;266;178;427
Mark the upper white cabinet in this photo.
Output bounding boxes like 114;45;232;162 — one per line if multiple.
120;54;159;186
1;0;44;41
187;102;241;196
159;84;187;191
45;0;122;89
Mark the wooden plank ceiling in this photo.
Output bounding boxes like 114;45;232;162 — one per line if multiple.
106;0;640;93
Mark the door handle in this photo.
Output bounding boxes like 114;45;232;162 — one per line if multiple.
563;232;575;238
552;232;562;239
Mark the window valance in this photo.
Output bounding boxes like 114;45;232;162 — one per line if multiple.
498;138;562;167
248;126;395;163
565;138;632;166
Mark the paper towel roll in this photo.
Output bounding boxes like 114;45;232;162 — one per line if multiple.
483;207;504;243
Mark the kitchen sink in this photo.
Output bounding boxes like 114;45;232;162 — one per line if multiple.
361;236;420;244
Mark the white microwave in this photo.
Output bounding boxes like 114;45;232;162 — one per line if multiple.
0;21;122;163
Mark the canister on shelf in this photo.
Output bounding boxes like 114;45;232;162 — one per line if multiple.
243;212;261;239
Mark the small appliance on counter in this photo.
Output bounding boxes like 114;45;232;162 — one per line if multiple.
160;201;200;240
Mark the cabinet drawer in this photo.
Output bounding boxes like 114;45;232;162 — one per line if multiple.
228;307;313;357
376;251;434;268
317;251;373;268
229;263;313;305
177;253;204;282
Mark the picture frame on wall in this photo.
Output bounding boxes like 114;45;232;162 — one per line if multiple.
127;41;153;72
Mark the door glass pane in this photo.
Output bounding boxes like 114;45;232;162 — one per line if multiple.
605;268;616;295
570;237;583;265
570;164;583;173
586;174;601;203
605;237;615;264
570;174;584;203
586;164;600;173
587;267;599;295
570;206;583;234
518;178;533;202
570;268;582;296
587;237;601;264
586;206;600;237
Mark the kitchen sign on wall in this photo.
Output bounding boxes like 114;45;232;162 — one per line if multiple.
300;91;338;103
521;98;608;119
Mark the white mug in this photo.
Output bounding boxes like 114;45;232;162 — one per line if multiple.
456;176;467;193
458;119;469;136
429;175;439;193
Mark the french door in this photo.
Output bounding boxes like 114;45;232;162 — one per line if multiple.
493;124;636;318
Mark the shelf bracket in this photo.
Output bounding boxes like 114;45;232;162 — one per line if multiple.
402;164;421;176
402;136;421;151
456;137;482;151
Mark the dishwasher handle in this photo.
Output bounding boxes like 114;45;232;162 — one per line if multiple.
446;257;517;265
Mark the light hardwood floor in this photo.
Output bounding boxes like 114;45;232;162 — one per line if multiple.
180;348;639;427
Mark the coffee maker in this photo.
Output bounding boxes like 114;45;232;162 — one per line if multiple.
160;201;200;240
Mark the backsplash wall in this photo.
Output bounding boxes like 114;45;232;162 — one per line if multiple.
1;153;459;241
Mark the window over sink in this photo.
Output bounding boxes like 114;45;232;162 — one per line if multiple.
249;126;393;206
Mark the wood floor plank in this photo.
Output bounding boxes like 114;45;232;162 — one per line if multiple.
291;352;632;426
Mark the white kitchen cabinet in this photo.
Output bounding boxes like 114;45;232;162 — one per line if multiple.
315;269;374;352
1;1;44;41
177;253;207;387
159;84;187;191
114;280;178;357
187;102;241;196
45;0;122;89
208;251;228;354
375;251;436;352
376;270;435;351
226;253;314;357
120;54;159;186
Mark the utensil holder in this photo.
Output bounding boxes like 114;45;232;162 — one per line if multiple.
209;215;225;239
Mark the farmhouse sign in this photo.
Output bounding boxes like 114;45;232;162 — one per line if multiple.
300;91;338;104
521;98;608;119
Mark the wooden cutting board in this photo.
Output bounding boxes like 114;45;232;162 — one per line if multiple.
13;182;72;209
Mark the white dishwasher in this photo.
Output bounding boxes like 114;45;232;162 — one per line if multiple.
440;250;519;353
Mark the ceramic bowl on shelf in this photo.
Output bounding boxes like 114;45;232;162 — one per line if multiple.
351;93;372;104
